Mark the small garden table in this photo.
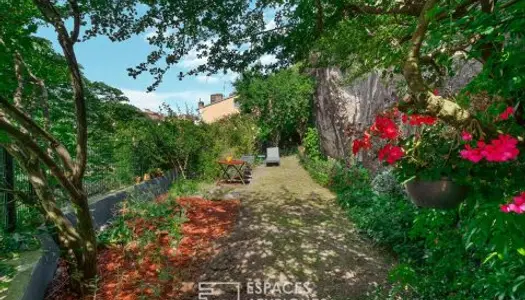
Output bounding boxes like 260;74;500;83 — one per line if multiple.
217;159;247;184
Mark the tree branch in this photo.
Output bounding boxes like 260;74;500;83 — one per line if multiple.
0;118;82;199
33;0;88;184
401;0;472;128
344;1;425;17
68;0;81;43
13;54;24;108
0;96;76;173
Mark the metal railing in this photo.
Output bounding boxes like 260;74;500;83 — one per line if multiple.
0;147;151;232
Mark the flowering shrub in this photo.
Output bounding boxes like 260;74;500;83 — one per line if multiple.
500;192;525;214
460;134;519;163
377;144;404;165
351;97;525;217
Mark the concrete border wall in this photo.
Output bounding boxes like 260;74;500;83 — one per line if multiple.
19;169;178;300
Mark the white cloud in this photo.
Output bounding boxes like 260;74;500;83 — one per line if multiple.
265;20;277;31
196;75;219;83
179;39;217;69
180;48;208;69
121;89;211;112
195;72;239;85
259;54;278;65
143;28;176;41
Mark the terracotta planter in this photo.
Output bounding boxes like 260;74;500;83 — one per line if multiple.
405;179;468;209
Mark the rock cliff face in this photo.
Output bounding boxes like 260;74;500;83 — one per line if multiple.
313;68;398;160
312;58;481;163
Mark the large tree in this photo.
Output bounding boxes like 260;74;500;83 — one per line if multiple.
0;0;97;293
93;0;522;131
235;68;314;146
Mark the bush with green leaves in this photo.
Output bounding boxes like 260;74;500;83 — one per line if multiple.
235;68;313;147
301;156;525;299
303;127;324;161
198;114;258;179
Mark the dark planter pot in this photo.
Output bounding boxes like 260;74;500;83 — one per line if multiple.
405;179;468;209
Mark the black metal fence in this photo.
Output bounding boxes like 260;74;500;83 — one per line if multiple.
0;146;151;232
0;148;35;232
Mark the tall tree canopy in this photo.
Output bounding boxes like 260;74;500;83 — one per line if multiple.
88;0;523;131
235;68;313;146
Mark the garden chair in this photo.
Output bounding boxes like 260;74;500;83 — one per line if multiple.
265;147;280;166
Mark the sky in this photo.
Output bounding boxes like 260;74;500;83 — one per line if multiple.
38;26;236;112
37;10;278;113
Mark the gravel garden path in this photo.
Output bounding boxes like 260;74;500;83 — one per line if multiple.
198;156;394;300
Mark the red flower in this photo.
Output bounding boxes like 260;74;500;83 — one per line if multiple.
370;116;399;139
352;132;372;155
401;114;437;126
499;106;514;121
352;140;362;155
378;144;404;164
433;89;439;96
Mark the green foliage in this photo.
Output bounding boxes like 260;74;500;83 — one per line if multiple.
97;178;199;249
198;114;258;179
114;117;207;180
298;154;336;188
303;127;324;161
235;68;313;147
169;179;199;198
302;156;525;299
113;113;258;182
0;206;42;258
394;123;471;183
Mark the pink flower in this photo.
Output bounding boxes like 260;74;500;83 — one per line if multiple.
460;134;519;163
483;134;519;162
500;204;511;213
513;192;525;206
500;192;525;214
461;131;472;141
460;145;483;163
499;106;514;120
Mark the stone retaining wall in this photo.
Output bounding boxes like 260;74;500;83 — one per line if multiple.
17;169;178;300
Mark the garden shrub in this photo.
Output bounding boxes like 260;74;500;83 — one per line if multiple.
301;156;525;299
370;169;405;197
303;127;324;161
199;114;258;179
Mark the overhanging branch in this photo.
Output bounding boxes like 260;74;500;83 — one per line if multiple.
0;96;76;173
0;118;82;199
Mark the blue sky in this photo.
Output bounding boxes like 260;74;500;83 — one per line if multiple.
37;11;277;113
39;25;236;112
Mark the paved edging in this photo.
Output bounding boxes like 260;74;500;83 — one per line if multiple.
17;169;178;300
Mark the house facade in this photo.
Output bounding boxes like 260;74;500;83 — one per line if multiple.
198;93;239;123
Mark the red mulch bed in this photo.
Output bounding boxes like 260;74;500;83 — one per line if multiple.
45;195;240;300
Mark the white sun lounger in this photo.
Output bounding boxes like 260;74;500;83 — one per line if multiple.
265;147;280;166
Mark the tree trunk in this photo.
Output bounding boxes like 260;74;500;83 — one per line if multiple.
4;150;16;232
13;148;96;293
71;192;97;289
